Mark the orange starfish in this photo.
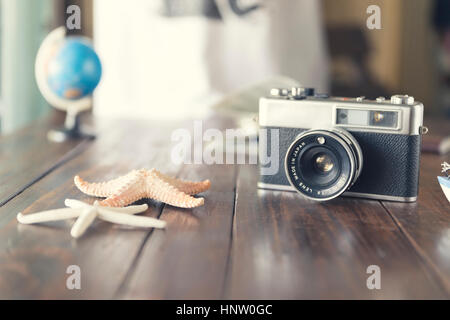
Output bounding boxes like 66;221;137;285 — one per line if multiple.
74;168;211;208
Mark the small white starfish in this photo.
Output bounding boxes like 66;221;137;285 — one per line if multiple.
17;199;166;238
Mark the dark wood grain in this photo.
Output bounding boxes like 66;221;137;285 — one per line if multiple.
380;117;450;293
117;164;237;299
225;165;448;299
382;153;450;293
0;113;449;299
0;112;88;207
0;119;181;299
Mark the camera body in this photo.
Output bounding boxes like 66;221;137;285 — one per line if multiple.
258;87;425;202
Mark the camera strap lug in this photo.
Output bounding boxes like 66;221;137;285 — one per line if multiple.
419;126;429;135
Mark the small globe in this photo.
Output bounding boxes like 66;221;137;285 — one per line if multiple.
46;37;102;100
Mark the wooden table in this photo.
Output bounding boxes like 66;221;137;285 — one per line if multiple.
0;112;449;299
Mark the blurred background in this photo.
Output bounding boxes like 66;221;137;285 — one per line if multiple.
0;0;449;134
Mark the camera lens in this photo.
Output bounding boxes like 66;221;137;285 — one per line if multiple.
314;154;334;173
285;129;362;201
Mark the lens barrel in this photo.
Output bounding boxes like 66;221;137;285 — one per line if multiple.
284;129;362;201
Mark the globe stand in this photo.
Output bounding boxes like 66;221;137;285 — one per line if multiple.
47;110;95;143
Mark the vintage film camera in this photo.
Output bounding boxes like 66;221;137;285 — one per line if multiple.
258;87;427;202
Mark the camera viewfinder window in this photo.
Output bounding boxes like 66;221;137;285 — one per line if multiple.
368;111;399;128
336;108;399;129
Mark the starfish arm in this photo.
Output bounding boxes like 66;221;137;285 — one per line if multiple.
17;208;80;224
65;198;91;209
65;199;148;214
146;175;205;208
70;207;98;238
74;170;141;197
150;169;211;195
98;210;166;229
97;203;148;215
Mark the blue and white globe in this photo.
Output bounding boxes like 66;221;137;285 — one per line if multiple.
35;27;102;113
47;38;102;100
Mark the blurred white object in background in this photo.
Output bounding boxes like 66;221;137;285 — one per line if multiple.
93;0;329;121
